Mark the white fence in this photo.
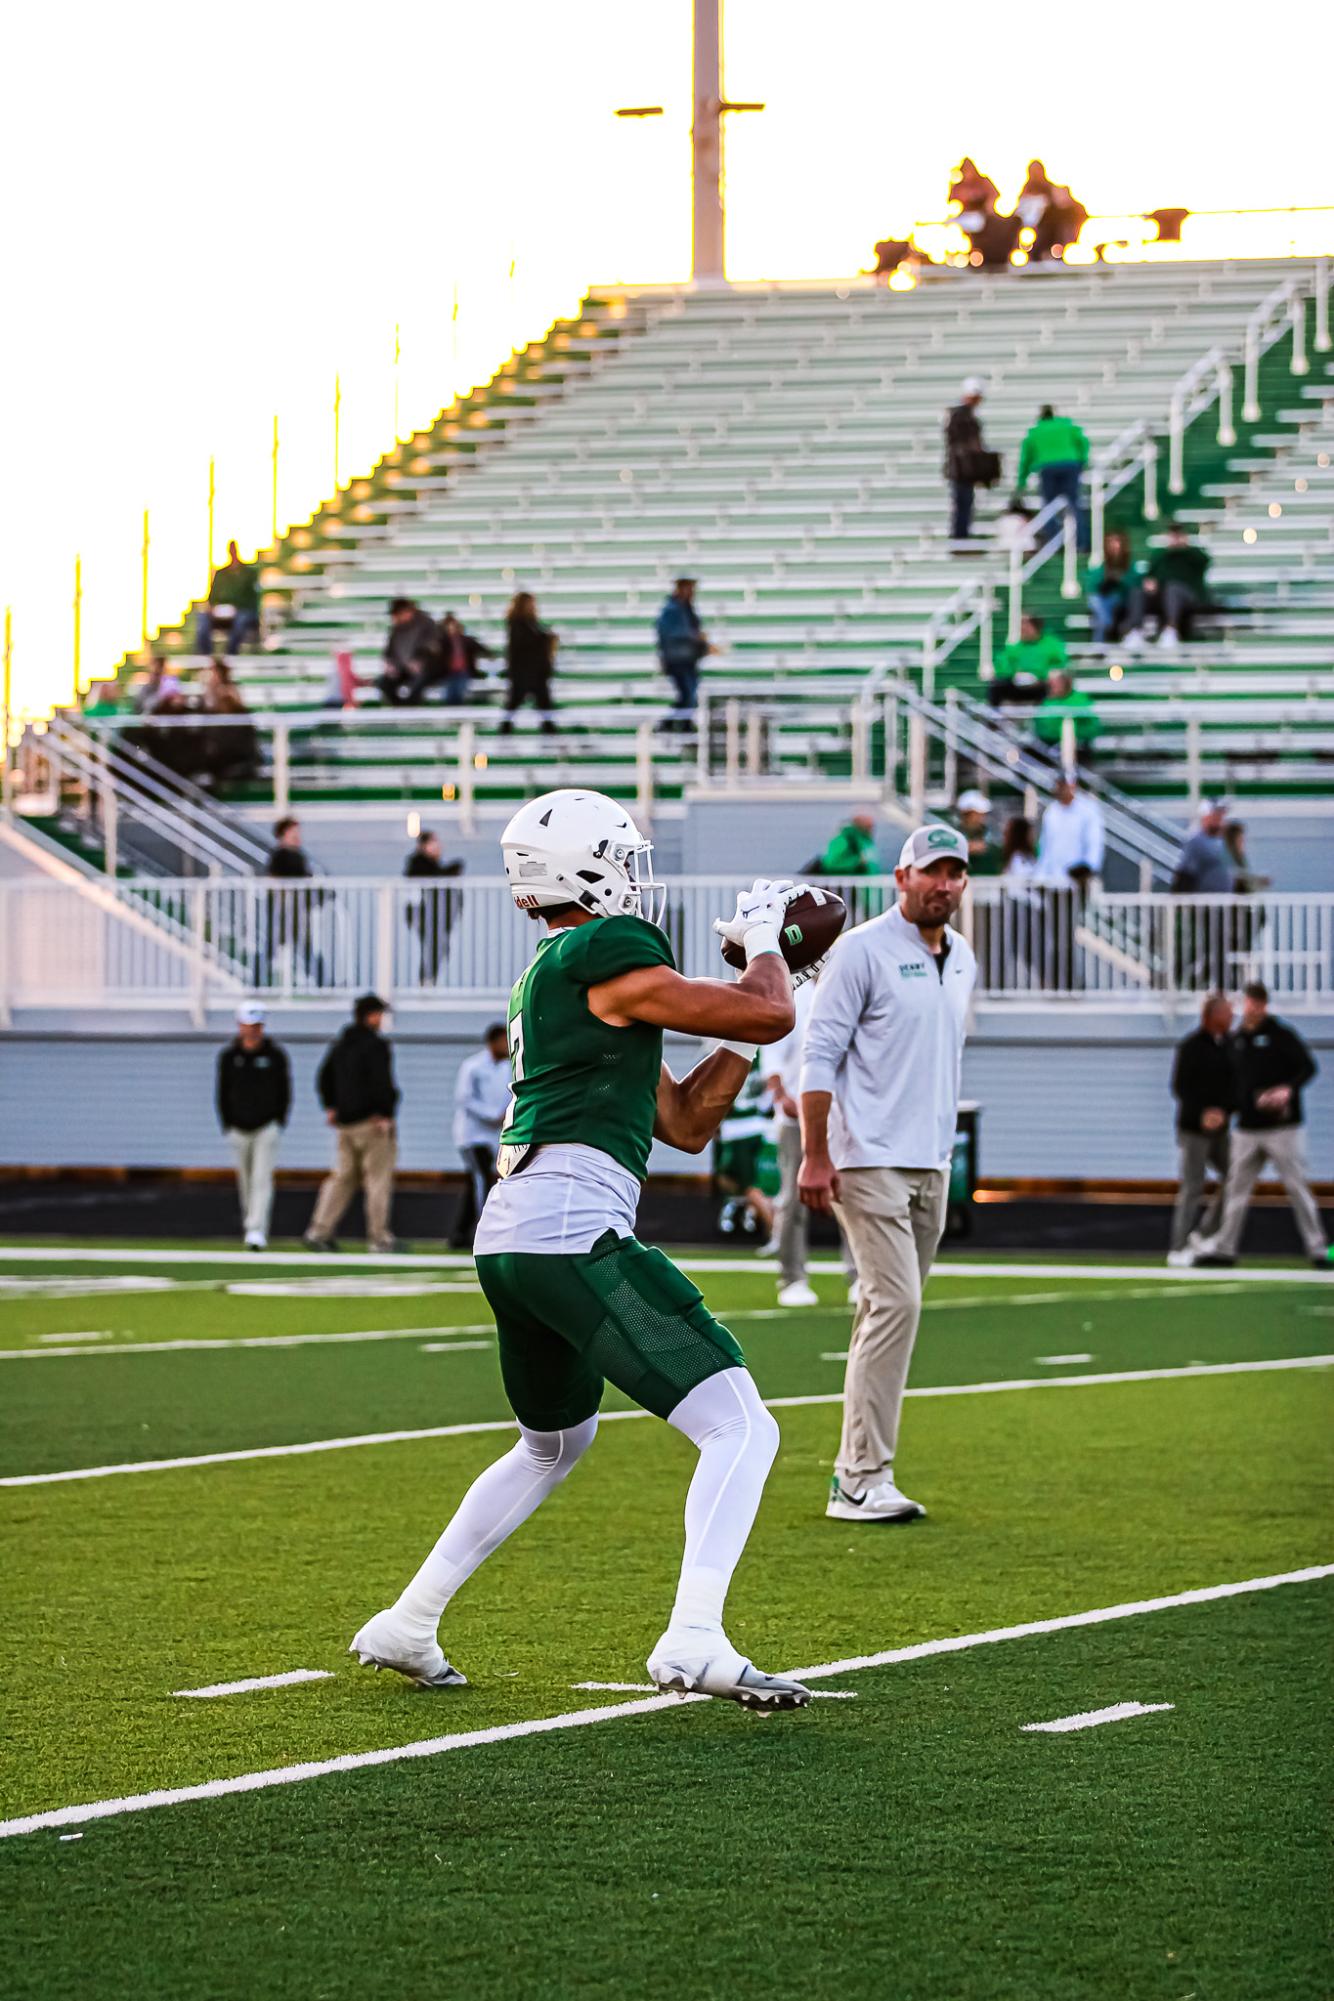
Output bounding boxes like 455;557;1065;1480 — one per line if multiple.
2;876;1332;1019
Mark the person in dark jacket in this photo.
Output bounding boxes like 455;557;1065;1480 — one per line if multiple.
655;577;714;731
378;598;440;704
260;816;322;987
217;1002;291;1249
1166;992;1234;1262
499;592;557;734
404;830;463;983
1192;982;1329;1269
944;379;990;545
304;994;400;1252
1126;525;1212;646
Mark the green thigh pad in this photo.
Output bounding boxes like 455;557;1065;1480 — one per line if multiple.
475;1232;745;1429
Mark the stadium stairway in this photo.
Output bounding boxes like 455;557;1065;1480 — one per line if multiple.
78;259;1331;816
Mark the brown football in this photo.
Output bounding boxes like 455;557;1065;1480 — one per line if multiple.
720;884;848;976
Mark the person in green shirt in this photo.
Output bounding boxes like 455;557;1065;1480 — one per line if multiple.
1132;523;1212;646
990;613;1068;707
350;788;815;1714
819;812;880;876
197;541;260;659
1033;670;1099;759
1017;404;1090;551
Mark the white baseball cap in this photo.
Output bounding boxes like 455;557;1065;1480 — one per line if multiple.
236;1003;266;1025
956;788;991;815
961;376;986;397
898;824;970;870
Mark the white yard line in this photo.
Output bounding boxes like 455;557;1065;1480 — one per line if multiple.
571;1680;854;1699
1;1565;1326;1841
0;1246;1325;1285
0;1331;496;1362
1022;1701;1174;1734
173;1670;333;1700
4;1355;1329;1490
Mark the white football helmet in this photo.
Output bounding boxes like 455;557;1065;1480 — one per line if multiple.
500;790;665;923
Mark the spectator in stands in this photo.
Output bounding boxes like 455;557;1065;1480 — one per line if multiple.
1038;772;1104;888
818;812;880;877
201;660;248;714
1085;531;1141;646
449;1023;512;1250
134;655;181;715
655;577;714;732
261;815;321;987
500;592;558;735
991;613;1067;707
433;613;495;707
953;789;1001;875
197;542;260;659
305;993;400;1254
323;649;364;710
944;379;993;546
216;1002;291;1250
1016;162;1088;262
1033;670;1099;762
198;661;258;784
1172;799;1235;894
1166;992;1235;1266
1127;525;1212;648
1191;983;1329;1271
1017;405;1090;550
1224;820;1269;895
1001;815;1039;880
948;159;1018;267
404;829;462;983
378;598;440;705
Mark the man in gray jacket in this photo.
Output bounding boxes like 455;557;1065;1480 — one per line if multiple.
799;825;975;1523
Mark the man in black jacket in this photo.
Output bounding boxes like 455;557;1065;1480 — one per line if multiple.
1193;982;1329;1270
944;378;989;545
217;1003;291;1249
378;598;440;705
304;994;400;1252
1167;992;1234;1264
404;831;463;983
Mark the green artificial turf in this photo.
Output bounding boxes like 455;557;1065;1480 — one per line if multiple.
1;1249;1330;1998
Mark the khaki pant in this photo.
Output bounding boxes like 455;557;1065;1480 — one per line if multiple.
1195;1125;1327;1261
1169;1128;1230;1252
308;1119;397;1248
833;1164;948;1484
227;1122;281;1239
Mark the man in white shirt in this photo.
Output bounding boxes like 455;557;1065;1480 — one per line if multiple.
799;824;976;1522
449;1023;513;1250
1037;771;1104;885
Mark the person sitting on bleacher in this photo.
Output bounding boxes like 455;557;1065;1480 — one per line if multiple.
1085;531;1143;646
989;613;1067;707
197;542;261;660
1125;524;1212;650
432;612;496;707
378;598;441;704
1032;670;1099;764
1016;162;1088;262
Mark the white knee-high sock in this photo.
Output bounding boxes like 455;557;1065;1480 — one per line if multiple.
664;1367;780;1636
392;1417;598;1641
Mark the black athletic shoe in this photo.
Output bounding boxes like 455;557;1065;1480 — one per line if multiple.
303;1235;337;1254
1192;1253;1236;1268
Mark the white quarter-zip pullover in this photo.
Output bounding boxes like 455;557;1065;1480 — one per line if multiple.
451;1048;513;1150
800;904;975;1170
1037;793;1105;882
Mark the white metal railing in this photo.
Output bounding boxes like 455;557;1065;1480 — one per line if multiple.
1241;277;1310;424
2;875;1331;1017
1167;347;1236;495
1088;420;1161;559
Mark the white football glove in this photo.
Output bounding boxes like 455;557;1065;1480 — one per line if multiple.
712;877;794;959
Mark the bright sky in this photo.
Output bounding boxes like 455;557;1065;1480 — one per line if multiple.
1;0;1329;717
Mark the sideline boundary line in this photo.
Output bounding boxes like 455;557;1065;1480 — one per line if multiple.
0;1245;1327;1285
4;1354;1330;1489
2;1564;1328;1840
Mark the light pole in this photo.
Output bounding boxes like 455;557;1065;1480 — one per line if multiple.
615;0;763;285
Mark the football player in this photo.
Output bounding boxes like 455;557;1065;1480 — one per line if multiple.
352;788;812;1711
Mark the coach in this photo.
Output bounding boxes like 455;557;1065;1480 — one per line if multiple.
799;824;976;1522
216;1002;291;1249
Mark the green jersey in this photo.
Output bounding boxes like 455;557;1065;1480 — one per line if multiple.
500;915;675;1181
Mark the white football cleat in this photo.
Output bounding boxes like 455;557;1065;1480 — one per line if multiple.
826;1473;926;1522
1165;1248;1193;1268
647;1630;810;1713
349;1609;467;1689
778;1279;819;1308
244;1231;267;1251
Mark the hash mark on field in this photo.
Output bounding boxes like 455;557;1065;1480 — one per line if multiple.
36;1331;112;1343
7;1355;1331;1487
2;1567;1324;1840
1036;1354;1094;1366
173;1670;334;1699
1022;1701;1175;1734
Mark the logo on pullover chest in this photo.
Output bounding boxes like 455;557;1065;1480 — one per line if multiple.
899;961;928;979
